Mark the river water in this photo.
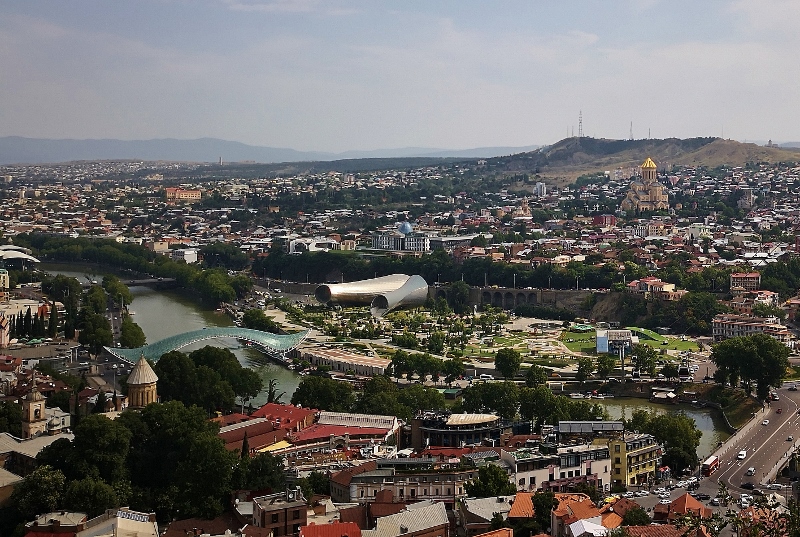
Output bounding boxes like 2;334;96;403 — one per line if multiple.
598;398;730;459
43;265;729;452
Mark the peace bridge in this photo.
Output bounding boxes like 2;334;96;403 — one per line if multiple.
104;327;309;363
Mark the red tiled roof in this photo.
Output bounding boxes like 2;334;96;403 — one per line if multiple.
330;461;377;487
507;492;534;518
253;403;318;425
300;522;361;537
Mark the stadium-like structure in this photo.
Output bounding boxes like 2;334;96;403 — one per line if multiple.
314;274;428;318
104;327;309;363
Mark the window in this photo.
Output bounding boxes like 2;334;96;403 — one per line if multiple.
560;472;565;479
411;489;415;497
447;488;451;495
615;457;620;464
615;468;620;475
519;478;526;486
271;514;279;524
399;489;404;497
293;510;300;520
614;445;620;453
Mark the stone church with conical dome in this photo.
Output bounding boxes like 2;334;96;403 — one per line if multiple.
620;157;669;212
127;355;159;409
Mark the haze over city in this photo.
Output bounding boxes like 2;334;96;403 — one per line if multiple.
2;0;799;153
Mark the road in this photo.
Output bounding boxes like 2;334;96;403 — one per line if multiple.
707;383;800;493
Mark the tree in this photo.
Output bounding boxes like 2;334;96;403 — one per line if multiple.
622;505;651;526
291;375;354;412
70;414;131;484
427;331;446;354
630;343;658;376
525;364;548;387
443;358;466;383
245;452;286;491
596;354;617;378
495;347;522;379
47;304;59;338
299;470;330;503
119;318;146;348
175;434;237;518
448;281;472;314
661;363;679;380
712;334;790;400
0;400;23;437
10;465;66;520
266;378;286;404
63;477;119;517
531;491;558;532
488;512;509;531
576;356;594;383
241;309;282;333
462;381;520;420
464;464;516;498
77;312;113;356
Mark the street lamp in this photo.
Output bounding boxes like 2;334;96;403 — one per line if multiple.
112;364;118;391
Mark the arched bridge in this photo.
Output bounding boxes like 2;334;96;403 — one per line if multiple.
104;327;309;364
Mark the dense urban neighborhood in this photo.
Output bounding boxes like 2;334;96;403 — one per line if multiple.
3;141;800;537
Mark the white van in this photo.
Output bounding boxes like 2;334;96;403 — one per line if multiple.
479;374;494;381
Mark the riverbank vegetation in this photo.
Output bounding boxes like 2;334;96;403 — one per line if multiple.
15;234;252;307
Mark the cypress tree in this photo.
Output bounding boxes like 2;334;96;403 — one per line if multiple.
48;305;58;338
23;308;32;338
241;431;250;459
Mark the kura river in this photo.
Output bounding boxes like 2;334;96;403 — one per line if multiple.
599;398;731;459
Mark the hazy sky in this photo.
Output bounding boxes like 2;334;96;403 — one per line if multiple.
1;0;798;151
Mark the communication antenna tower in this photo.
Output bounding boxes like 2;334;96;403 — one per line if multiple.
629;122;633;140
578;110;583;138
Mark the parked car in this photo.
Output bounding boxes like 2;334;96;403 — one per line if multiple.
741;482;755;490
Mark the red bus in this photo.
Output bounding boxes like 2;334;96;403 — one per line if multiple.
701;455;719;476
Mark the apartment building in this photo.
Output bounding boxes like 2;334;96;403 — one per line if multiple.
608;434;661;488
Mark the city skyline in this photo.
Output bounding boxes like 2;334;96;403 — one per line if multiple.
1;0;798;152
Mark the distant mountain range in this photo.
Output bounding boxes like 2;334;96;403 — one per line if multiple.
0;136;541;165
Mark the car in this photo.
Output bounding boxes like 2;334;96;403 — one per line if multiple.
738;450;747;460
741;499;751;508
763;419;770;425
790;384;798;391
660;499;672;504
767;483;785;490
687;476;698;484
777;408;783;414
695;493;711;500
635;490;650;497
710;497;721;506
658;492;670;499
741;482;755;490
746;467;755;476
623;492;636;498
654;487;667;495
789;436;794;442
